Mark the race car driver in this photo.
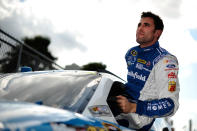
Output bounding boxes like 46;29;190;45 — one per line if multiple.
116;11;180;130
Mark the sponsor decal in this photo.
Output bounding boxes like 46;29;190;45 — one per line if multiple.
136;63;143;70
128;71;146;81
168;72;177;78
87;126;104;131
137;58;147;64
102;123;120;131
131;50;137;56
89;105;111;117
127;56;136;66
163;59;176;64
163;60;168;64
166;64;176;68
128;56;136;62
136;63;151;72
127;61;133;66
168;81;176;92
165;68;178;71
147;100;172;111
146;61;151;67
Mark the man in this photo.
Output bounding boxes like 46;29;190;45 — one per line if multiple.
116;12;180;130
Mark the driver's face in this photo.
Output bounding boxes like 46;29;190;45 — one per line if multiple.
136;17;158;47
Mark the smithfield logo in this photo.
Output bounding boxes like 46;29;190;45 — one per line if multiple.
128;71;146;81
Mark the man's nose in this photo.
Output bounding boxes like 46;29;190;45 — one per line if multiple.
138;25;144;31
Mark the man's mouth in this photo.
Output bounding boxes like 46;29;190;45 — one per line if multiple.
137;32;144;37
138;31;144;35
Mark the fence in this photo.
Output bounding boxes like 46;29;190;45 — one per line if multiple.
0;28;64;73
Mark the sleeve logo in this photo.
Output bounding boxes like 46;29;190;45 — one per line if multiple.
168;81;176;92
166;64;176;68
168;72;177;78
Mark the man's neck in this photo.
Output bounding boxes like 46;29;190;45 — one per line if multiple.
139;40;157;48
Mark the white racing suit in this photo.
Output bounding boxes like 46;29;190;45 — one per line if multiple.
119;41;180;130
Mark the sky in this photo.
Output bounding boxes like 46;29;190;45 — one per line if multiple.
1;0;197;130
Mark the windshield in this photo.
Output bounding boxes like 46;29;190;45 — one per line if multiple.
0;71;102;113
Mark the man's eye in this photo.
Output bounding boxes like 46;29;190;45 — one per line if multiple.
138;23;141;27
144;23;150;26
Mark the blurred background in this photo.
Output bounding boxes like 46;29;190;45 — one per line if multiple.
1;0;197;130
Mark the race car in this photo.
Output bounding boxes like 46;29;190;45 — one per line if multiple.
0;69;172;130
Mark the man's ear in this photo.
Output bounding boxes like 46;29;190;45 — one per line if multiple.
155;30;163;39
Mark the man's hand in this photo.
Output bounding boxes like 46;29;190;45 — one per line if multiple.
116;95;137;113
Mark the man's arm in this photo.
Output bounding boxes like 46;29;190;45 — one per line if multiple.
116;95;174;117
116;95;137;113
136;98;174;117
117;55;180;118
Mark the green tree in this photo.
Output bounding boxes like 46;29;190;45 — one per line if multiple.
81;62;106;71
22;36;56;61
0;36;57;73
0;46;19;73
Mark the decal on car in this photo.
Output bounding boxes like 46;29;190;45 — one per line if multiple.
88;105;112;117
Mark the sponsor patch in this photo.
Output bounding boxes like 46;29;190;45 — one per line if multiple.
131;50;137;56
168;81;176;92
163;59;169;64
136;63;151;72
136;63;143;70
146;61;151;67
127;61;134;66
166;64;176;68
128;71;146;81
102;123;120;131
168;72;177;78
163;59;176;64
88;105;111;117
87;126;104;131
147;100;172;111
165;68;178;71
137;58;147;64
127;56;136;66
128;56;136;61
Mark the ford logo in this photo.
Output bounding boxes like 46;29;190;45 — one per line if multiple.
166;64;176;68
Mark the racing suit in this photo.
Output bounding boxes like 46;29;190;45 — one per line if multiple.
121;41;180;130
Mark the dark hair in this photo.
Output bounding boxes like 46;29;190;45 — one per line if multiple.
141;11;164;31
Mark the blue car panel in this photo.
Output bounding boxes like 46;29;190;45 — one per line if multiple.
0;100;129;131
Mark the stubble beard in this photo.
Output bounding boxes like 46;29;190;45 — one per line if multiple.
136;35;155;46
136;29;157;46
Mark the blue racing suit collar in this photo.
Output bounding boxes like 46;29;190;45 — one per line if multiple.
137;41;159;52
